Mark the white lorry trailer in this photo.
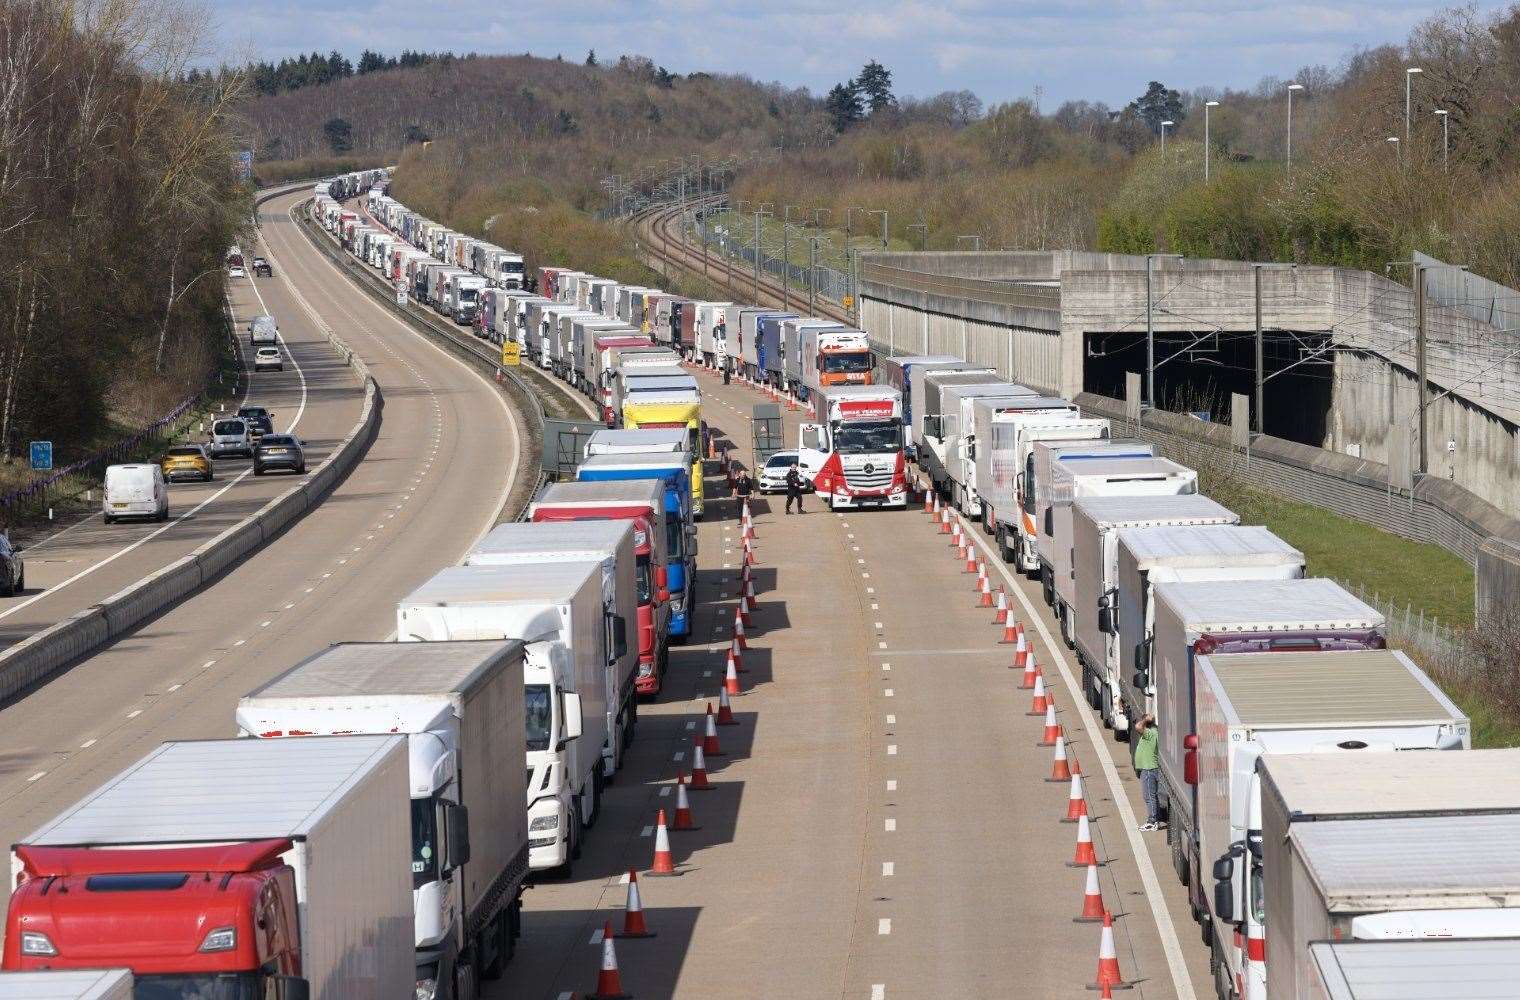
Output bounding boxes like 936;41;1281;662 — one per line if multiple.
0;971;133;998
1195;650;1469;1000
396;562;609;874
912;371;1005;462
1306;938;1520;1000
919;383;1033;510
979;414;1109;572
6;737;413;999
695;302;732;367
1031;440;1155;598
238;641;531;1000
1149;578;1387;939
1258;749;1520;1000
958;394;1078;522
1117;524;1304;731
463;521;637;775
1070;494;1239;734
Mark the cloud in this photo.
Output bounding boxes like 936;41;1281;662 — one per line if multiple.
205;0;1513;106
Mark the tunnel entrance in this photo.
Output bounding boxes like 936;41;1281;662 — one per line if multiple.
1082;329;1331;445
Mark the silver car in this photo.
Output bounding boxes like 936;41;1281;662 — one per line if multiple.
208;417;253;458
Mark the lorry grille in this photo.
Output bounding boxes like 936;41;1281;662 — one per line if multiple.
844;465;895;490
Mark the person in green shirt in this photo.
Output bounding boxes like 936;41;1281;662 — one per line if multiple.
1133;714;1163;831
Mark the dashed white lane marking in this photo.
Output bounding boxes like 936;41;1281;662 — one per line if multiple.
886;780;897;791
872;986;886;1000
659;786;671;797
874;621;884;629
878;641;888;649
878;918;891;935
862;572;871;579
640;825;654;837
233;639;246;646
884;688;894;697
167;684;181;693
79;739;97;749
886;714;896;724
884;818;896;832
126;709;142;719
866;586;875;594
882;662;891;671
27;772;46;782
886;744;897;756
882;862;894;877
202;660;216;669
259;620;272;628
589;927;604;945
685;721;697;730
672;751;685;762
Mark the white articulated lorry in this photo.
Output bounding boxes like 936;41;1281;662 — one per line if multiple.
1070;494;1239;735
1117;524;1304;729
0;971;133;998
1047;456;1197;647
920;384;1035;510
1194;650;1469;1000
396;561;610;875
912;371;1006;465
978;411;1109;571
797;384;908;510
1030;440;1155;597
238;641;531;1000
962;394;1080;525
4;737;413;999
463;521;637;776
1305;938;1520;1000
1148;578;1387;944
1257;750;1520;1000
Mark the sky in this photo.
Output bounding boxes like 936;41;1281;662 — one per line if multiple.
208;0;1512;107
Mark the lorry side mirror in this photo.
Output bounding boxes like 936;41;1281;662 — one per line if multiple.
1097;605;1115;636
1131;670;1148;690
1183;733;1199;786
612;614;629;659
274;976;310;1000
1212;853;1235;882
446;802;471;870
1213;872;1235;924
562;691;583;741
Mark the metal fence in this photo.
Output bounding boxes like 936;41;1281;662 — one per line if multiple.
1330;576;1470;678
690;208;857;309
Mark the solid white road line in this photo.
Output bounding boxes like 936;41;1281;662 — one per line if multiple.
961;514;1197;1000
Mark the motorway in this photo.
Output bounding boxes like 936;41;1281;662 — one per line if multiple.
0;190;523;909
494;363;1213;999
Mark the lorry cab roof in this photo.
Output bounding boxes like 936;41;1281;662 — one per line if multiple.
1118;524;1301;567
1153;578;1383;633
1199;649;1464;728
1260;748;1520;818
1075;494;1236;525
403;562;601;609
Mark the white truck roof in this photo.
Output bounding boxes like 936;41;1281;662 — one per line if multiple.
1201;649;1464;728
403;562;601;609
1290;813;1520;913
1153;578;1383;633
1309;939;1520;999
535;480;663;506
0;970;133;999
469;520;632;562
580;452;686;471
1075;493;1235;526
1119;524;1302;569
246;640;522;703
1063;456;1189;478
587;429;687;453
1261;748;1520;817
21;736;403;845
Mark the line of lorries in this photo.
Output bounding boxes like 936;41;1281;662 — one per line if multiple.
0;171;726;1000
893;353;1517;1000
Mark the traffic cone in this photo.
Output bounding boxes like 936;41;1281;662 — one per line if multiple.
724;655;741;696
730;638;747;673
1063;772;1088;823
589;920;634;998
1000;616;1019;645
1074;864;1105;923
617;871;656;938
1020;654;1039;693
1089;911;1133;990
949;520;961;546
1038;702;1060;746
689;738;714;790
744;576;757;602
646;811;678;877
923;490;932;513
1047;732;1072;783
1068;813;1100;868
994;588;1008;624
965;549;978;574
733;610;747;650
671;774;700;831
978;574;993;608
703;704;724;756
716;685;738;724
1004;617;1025;649
738;593;751;626
743;537;755;567
938;506;951;534
1026;673;1048;716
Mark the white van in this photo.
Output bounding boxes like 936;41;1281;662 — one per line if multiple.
249;315;278;345
103;464;168;524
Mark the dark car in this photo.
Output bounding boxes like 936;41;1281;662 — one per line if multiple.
252;257;273;277
253;434;306;476
0;533;24;597
238;406;274;439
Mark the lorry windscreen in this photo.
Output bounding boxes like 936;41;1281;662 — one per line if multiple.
822;353;873;373
525;684;552;751
460;288;478;303
833;421;902;454
136;974;262;999
411;797;439;888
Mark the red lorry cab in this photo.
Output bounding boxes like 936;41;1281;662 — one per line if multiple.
4;839;303;988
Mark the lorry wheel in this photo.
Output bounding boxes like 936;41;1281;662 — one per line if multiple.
453;960;476;1000
583;769;602;829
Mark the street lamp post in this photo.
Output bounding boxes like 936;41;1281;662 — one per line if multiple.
1433;109;1449;172
1286;83;1304;171
1204;100;1220;181
906;224;927;250
1160;119;1174;157
1405;67;1422;143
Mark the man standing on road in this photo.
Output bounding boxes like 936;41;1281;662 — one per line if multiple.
733;467;752;504
1133;714;1163;831
784;462;805;514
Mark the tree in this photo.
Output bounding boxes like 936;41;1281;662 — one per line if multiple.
322;117;353;154
585;49;597;66
357;49;386;74
1128;81;1185;134
402;124;430;145
856;60;895;114
826;81;864;132
554;109;577;134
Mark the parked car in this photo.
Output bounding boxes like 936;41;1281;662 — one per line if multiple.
254;434;306;476
160;443;213;482
208;417;253;458
758;450;803;493
254;346;283;371
103;464;168;523
0;533;25;596
252;256;272;277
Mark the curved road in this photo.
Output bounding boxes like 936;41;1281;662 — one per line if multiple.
0;190;522;869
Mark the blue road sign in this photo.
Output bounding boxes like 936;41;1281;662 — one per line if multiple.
29;441;52;471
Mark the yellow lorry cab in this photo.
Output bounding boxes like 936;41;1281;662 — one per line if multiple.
588;417;704;518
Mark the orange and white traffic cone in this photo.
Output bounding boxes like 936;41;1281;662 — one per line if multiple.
589;920;634;998
1074;864;1105;923
1005;616;1025;649
730;639;747;674
938;506;951;534
724;654;741;696
994;589;1008;624
647;810;678;877
1063;772;1089;823
744;576;757;602
743;536;755;567
671;774;700;831
1038;702;1060;747
1026;673;1048;716
703;704;724;756
1020;653;1039;692
978;574;993;608
617;870;656;938
1068;813;1100;868
716;685;738;724
689;738;714;790
1089;911;1132;990
923;490;932;513
737;594;752;628
949;520;961;546
733;610;747;650
1047;732;1072;783
1000;616;1019;645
